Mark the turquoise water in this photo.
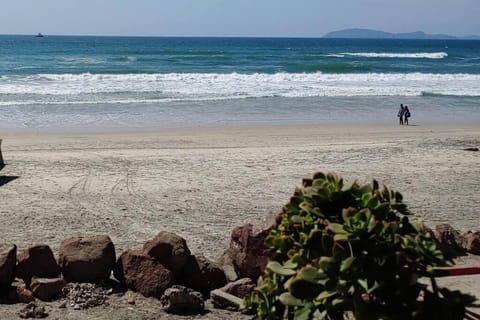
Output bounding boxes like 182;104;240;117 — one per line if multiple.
0;35;479;131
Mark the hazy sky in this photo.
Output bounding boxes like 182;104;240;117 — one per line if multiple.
1;0;479;37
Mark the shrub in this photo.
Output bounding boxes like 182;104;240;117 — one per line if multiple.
246;172;476;320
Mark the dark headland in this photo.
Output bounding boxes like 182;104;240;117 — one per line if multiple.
324;28;480;40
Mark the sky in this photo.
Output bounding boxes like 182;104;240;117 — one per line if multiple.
0;0;479;37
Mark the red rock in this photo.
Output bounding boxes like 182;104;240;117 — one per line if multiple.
219;224;270;281
433;224;465;259
58;235;116;283
143;231;191;276
180;255;227;295
16;245;61;287
17;287;35;303
0;244;16;294
220;278;255;298
31;277;66;301
463;231;480;255
114;250;174;298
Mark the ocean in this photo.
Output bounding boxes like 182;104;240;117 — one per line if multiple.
0;35;479;131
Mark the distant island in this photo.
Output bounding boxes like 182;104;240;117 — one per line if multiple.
324;28;480;40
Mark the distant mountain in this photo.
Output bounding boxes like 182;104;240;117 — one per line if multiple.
324;28;479;40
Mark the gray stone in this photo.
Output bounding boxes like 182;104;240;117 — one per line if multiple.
18;302;48;319
210;289;244;311
220;278;255;298
61;282;110;309
160;285;204;315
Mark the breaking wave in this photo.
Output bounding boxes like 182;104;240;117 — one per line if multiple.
339;52;448;59
0;72;479;106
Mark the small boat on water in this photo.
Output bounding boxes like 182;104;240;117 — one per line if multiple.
35;33;44;38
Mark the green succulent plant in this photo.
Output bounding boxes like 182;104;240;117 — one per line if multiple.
246;172;476;320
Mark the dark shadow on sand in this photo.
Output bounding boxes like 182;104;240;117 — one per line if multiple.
466;309;480;320
0;176;19;187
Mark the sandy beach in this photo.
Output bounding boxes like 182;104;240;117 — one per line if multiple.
0;122;479;318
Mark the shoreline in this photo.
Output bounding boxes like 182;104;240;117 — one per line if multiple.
1;120;479;136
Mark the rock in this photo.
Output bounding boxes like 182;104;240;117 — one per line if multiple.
220;278;255;298
462;231;480;255
433;224;465;259
127;297;136;305
58;235;116;283
210;289;244;311
31;277;66;301
143;231;191;276
0;244;16;294
113;250;174;298
18;301;48;318
61;282;110;309
180;255;227;295
219;224;271;281
16;245;61;287
216;250;238;282
160;285;204;315
17;286;35;303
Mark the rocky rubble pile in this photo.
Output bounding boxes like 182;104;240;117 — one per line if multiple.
61;283;111;310
1;222;479;318
0;229;264;318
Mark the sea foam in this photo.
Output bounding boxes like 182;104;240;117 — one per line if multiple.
0;72;479;106
339;52;448;59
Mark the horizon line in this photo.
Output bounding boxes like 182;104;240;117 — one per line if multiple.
2;32;330;38
0;29;478;39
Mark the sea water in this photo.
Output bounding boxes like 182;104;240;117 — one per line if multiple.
0;35;479;131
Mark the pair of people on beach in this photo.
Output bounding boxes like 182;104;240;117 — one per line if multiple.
397;104;411;125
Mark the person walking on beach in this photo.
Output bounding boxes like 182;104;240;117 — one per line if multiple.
404;106;411;125
397;104;405;125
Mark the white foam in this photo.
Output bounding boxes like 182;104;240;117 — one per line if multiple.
340;52;448;59
0;72;479;106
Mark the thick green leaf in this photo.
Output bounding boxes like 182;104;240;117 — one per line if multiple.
279;292;303;307
290;215;304;224
283;260;298;269
358;279;369;291
328;223;347;234
334;234;349;242
298;266;328;284
267;261;297;276
316;290;337;301
295;305;313;320
340;257;356;272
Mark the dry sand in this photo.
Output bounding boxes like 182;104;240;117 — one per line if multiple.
0;122;479;318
